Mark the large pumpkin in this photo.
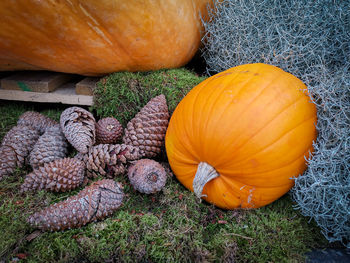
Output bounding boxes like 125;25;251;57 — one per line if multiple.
165;63;317;209
0;0;211;76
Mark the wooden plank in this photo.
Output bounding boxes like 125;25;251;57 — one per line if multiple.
0;83;93;106
75;77;100;96
1;71;73;93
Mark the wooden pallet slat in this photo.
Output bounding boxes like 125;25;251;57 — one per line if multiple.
0;71;95;106
1;71;73;93
75;77;99;96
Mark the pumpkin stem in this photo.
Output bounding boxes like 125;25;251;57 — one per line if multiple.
193;162;219;199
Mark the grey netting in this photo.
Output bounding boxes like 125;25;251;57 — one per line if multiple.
202;0;349;78
202;0;350;247
292;65;350;248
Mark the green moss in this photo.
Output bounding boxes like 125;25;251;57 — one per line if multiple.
91;68;206;125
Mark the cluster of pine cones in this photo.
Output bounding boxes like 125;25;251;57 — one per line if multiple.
0;95;169;231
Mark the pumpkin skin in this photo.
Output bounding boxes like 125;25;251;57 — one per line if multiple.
165;63;317;209
0;0;210;76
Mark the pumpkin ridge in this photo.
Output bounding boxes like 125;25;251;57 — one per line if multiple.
198;81;242;159
216;94;308;165
202;68;253;128
219;153;307;183
229;114;316;168
170;101;201;162
190;80;207;154
74;3;135;69
206;73;291;164
209;68;280;134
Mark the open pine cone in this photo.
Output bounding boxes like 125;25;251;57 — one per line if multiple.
122;94;169;158
17;111;58;134
27;179;124;231
95;117;123;144
21;158;85;193
0;125;40;181
60;106;96;154
81;144;142;178
28;124;68;169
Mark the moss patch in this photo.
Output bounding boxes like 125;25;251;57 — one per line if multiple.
91;68;206;125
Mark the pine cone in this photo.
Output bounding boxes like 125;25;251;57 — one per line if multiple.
0;145;18;181
2;124;40;162
60;107;96;154
1;124;38;148
122;94;169;158
28;124;68;169
27;179;124;231
82;144;142;178
0;125;40;181
17;111;58;134
95;117;123;144
20;158;85;192
128;159;167;194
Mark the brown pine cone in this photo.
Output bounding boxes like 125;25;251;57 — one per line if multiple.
128;159;167;194
95;117;123;144
27;179;124;231
3;125;40;166
28;124;68;169
82;144;142;178
122;94;169;158
20;158;85;193
1;124;39;149
17;111;58;134
0;145;18;181
1;124;40;181
60;106;96;154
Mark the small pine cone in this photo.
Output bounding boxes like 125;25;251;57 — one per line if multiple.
95;117;123;144
128;159;167;194
27;179;124;231
1;125;40;167
83;144;142;178
20;158;85;192
122;94;169;158
0;145;18;181
60;107;96;154
28;124;69;169
17;111;58;134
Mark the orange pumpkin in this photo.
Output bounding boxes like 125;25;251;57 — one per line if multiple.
165;63;317;209
0;0;211;76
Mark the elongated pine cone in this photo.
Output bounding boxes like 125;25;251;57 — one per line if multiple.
21;158;85;192
27;179;124;231
17;111;58;134
95;117;123;144
128;159;167;194
122;95;169;158
82;144;142;178
60;106;96;154
28;125;69;169
0;125;40;180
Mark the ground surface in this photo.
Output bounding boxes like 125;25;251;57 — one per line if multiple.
0;68;331;262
